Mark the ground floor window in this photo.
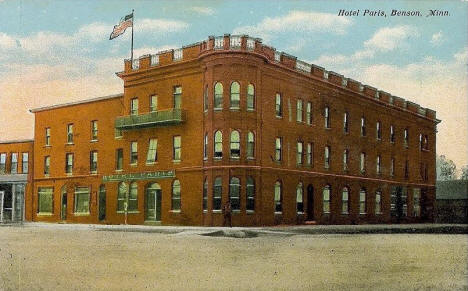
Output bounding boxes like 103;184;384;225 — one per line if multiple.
246;176;255;211
74;187;90;214
172;179;181;211
203;179;208;211
229;177;240;210
359;189;367;214
323;185;331;214
213;177;222;211
274;181;282;213
375;190;382;214
342;187;349;214
413;188;421;217
117;182;128;212
296;182;303;213
38;187;53;214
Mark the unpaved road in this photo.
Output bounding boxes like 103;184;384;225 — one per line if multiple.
0;225;467;290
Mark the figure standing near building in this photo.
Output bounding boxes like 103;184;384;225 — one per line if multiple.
222;201;232;227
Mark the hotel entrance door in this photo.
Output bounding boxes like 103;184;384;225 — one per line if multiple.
145;183;161;222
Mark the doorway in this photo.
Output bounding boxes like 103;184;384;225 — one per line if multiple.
99;185;106;221
307;185;314;220
61;187;67;221
145;183;161;222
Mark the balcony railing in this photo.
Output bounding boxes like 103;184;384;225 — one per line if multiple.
115;108;186;130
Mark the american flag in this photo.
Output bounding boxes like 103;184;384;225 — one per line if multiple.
109;13;133;40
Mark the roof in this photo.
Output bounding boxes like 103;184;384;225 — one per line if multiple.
436;180;468;200
29;93;123;113
0;139;34;145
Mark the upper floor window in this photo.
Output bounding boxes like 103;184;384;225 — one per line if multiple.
150;95;158;112
376;121;381;140
173;48;183;61
306;102;312;125
91;120;98;141
203;134;208;160
230;130;240;158
275;137;282;161
342;187;349;214
230;82;240;109
172;179;181;210
390;157;395;177
173;136;181;161
360;117;366;136
247;132;255;159
67;124;73;144
246;176;255;211
306;143;313;166
275;93;282;117
65;153;73;174
10;153;18;174
343;112;349;133
360;152;366;173
45;128;51;146
274;181;282;213
296;182;304;213
324;146;330;169
404;128;409;147
44;156;50;175
22;152;29;174
130;141;138;165
214;130;223;158
296;99;303;122
247;84;255;110
296;141;303;165
0;153;5;174
323;185;331;214
214;82;223;110
376;155;381;174
213;177;222;210
116;148;123;170
90;151;98;173
130;98;139;115
343;149;349;171
359;189;367;214
390;125;395;143
404;160;409;178
203;86;208;111
146;138;157;164
229;177;240;210
173;86;182;109
324;106;330;128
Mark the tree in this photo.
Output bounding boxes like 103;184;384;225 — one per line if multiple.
436;155;457;181
460;166;468;180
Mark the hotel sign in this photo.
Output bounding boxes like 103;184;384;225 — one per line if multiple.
102;170;175;182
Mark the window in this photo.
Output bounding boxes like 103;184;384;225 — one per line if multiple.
115;128;122;139
65;153;73;174
146;138;158;164
214;131;223;158
390;158;395;176
172;179;181;211
91;120;98;141
130;98;138;115
44;156;50;175
274;181;282;213
306;102;312;125
203;179;208;211
130;142;138;164
390;125;395;143
360;152;366;173
246;176;255;211
116;149;123;170
247;132;255;159
173;48;183;61
306;143;313;166
173;136;181;161
67;124;73;144
413;188;421;217
404;128;409;147
275;137;282;161
230;82;240;109
213;177;222;211
323;185;331;214
128;182;138;211
275;93;282;117
359;189;367;214
45;128;51;146
117;182;127;212
74;187;90;214
0;153;6;173
360;117;366;136
38;187;53;214
376;121;381;140
230;130;240;158
376;155;381;174
342;187;349;214
375;190;382;214
173;86;182;109
296;99;303;122
203;86;208;111
229;177;240;211
343;149;349;171
214;82;223;109
10;153;18;174
404;160;409;179
90;151;98;173
297;141;303;165
22;153;29;174
150;95;158;112
343;112;349;133
324;146;330;169
247;84;255;110
324;107;330;128
423;135;428;150
296;183;304;213
203;134;208;160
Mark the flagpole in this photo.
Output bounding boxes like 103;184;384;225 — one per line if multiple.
131;9;134;65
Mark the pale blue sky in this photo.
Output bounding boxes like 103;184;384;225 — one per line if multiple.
0;0;467;169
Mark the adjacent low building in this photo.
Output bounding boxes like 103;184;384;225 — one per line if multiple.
436;180;468;223
17;34;440;226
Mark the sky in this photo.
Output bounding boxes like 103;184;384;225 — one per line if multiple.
0;0;467;171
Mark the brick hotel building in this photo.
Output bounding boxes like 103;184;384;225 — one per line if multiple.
1;34;439;226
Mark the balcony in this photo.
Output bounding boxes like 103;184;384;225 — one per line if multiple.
115;108;186;130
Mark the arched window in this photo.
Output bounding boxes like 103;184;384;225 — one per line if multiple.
296;182;304;213
324;146;330;169
342;187;349;214
230;82;240;109
274;181;282;213
214;82;223;109
229;177;240;210
214;130;223;158
359;188;367;214
323;185;331;214
230;130;240;158
247;131;255;158
117;182;128;212
246;176;255;211
375;190;382;214
128;182;138;211
213;177;222;210
172;179;181;211
203;178;208;211
247;84;255;110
